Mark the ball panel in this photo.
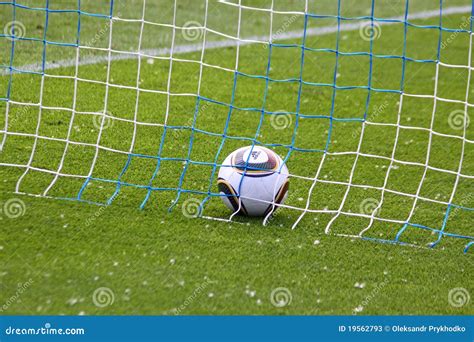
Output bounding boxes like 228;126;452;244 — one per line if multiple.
275;179;289;205
240;198;273;217
232;146;279;176
217;178;248;215
217;146;290;217
218;153;234;179
263;179;290;216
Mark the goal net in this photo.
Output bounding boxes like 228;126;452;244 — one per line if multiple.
0;0;473;252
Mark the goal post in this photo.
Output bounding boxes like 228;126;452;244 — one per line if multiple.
0;0;473;252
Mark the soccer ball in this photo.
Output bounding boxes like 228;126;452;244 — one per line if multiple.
217;146;289;216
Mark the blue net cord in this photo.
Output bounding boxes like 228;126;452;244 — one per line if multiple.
0;0;472;253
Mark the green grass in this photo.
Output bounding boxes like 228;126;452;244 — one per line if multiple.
0;0;473;315
0;194;473;315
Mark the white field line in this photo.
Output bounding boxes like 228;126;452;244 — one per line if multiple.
0;5;471;76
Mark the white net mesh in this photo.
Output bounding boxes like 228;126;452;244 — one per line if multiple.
0;0;472;252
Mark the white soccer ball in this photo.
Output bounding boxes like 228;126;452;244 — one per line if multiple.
217;146;289;216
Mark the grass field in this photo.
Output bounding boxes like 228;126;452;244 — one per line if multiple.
0;0;473;315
